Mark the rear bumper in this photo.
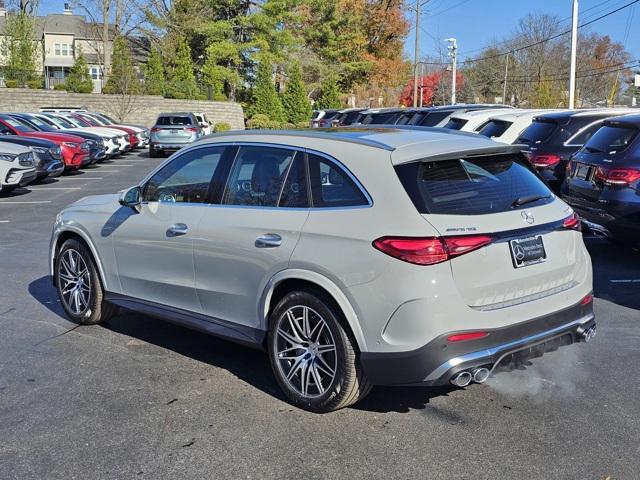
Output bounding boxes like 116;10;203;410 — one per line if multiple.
150;142;191;151
563;193;640;241
360;299;595;386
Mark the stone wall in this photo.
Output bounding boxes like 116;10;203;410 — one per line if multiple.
0;89;245;129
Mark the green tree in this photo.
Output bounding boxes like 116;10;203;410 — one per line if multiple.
251;57;285;122
166;36;199;99
65;49;94;93
103;35;141;95
143;48;165;96
315;74;342;109
281;62;311;123
2;11;38;85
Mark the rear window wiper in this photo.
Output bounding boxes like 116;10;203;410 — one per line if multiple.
511;194;553;208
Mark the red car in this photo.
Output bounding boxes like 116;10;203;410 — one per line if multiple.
0;114;90;170
71;113;139;149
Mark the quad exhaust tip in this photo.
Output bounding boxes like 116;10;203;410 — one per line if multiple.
472;367;490;383
581;325;597;343
450;371;472;387
451;367;491;387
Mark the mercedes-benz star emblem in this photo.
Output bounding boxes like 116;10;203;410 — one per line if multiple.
513;244;526;261
521;210;535;224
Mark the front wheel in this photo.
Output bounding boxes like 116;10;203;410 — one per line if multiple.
54;238;116;325
268;290;371;412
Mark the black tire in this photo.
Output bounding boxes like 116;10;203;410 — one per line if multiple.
268;289;372;412
54;238;117;325
149;147;158;158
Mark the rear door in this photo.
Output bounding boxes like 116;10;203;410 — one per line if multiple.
155;115;196;143
394;153;582;309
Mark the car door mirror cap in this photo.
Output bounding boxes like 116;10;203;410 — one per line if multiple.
119;185;141;211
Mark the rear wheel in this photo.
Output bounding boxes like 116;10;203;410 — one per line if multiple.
268;290;371;412
149;147;158;158
54;238;116;325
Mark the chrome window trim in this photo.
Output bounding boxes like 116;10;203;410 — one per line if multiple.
564;119;604;147
139;141;373;210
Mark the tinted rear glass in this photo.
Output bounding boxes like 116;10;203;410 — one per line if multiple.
477;120;511;138
395;154;553;215
157;116;193;126
419;110;452;127
583;125;638;153
342;111;362;124
516;121;557;144
443;117;468;130
363;112;400;125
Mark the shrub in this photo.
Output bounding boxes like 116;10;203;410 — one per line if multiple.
4;79;18;88
27;79;42;89
295;121;309;129
213;122;231;133
53;83;66;91
246;114;271;129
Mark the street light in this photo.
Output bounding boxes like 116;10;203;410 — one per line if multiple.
445;38;457;105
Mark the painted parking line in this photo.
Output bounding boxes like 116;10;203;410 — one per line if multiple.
610;279;640;283
28;187;82;191
0;201;52;204
110;164;134;166
93;170;119;173
0;220;9;223
71;177;103;180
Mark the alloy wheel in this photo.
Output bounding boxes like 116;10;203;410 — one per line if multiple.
58;248;92;316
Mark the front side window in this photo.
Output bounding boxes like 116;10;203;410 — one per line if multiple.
223;146;296;207
143;147;225;203
308;154;368;208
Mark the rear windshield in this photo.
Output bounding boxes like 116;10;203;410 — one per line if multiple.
583;125;638;153
342;111;362;124
311;111;321;120
419;110;452;127
362;112;400;125
477;120;511;138
157;116;193;126
323;111;340;121
443;117;468;130
516;120;558;145
395;154;553;215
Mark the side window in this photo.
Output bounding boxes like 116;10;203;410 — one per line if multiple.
279;156;308;208
223;146;296;207
568;122;602;146
0;123;14;135
143;146;224;203
308;154;368;208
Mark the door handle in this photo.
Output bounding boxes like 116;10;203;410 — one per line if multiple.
255;233;282;248
167;223;188;237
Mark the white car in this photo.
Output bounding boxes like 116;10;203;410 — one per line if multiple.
477;110;563;144
0;143;36;194
193;112;212;135
443;108;524;133
84;112;150;147
47;113;129;154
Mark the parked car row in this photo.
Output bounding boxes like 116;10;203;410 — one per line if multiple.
0;110;149;195
309;104;640;245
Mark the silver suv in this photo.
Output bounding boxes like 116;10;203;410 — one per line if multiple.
149;112;202;157
50;128;595;412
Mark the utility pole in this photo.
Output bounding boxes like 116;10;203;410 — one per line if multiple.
503;52;510;105
569;0;579;109
413;0;420;107
446;38;457;104
419;63;424;107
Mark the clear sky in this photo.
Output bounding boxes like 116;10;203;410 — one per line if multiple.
41;0;639;64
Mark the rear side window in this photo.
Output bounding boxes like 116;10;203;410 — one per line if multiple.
583;125;638;153
419;110;452;127
516;121;557;145
157;116;193;126
395;154;553;215
362;112;398;125
477;120;511;138
342;111;362;125
567;122;602;146
308;154;368;208
443;117;467;130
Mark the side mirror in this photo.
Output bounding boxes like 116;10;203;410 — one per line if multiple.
118;186;141;210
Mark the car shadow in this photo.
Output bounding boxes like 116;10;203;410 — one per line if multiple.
28;275;66;318
585;237;640;311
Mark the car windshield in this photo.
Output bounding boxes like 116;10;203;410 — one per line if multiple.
55;116;78;128
477;120;512;138
583;125;638;153
395;153;553;215
517;120;558;145
4;117;34;132
22;116;55;131
157;116;193;126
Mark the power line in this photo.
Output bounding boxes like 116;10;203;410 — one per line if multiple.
506;61;640;83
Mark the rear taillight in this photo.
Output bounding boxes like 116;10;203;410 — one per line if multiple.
562;212;581;231
447;332;488;342
529;153;561;168
594;167;640;186
372;235;493;266
580;292;593;306
186;127;199;133
151;127;161;133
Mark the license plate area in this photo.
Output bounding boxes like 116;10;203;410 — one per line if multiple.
509;235;546;268
573;163;592;180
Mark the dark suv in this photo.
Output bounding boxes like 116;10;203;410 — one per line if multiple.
516;109;635;193
561;114;640;244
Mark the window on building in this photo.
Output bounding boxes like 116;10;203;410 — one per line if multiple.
89;67;102;80
54;43;72;56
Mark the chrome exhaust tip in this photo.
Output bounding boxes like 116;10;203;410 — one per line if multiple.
472;367;490;383
450;371;472;387
579;325;597;343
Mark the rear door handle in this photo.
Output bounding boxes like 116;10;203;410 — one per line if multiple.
167;223;188;237
255;233;282;248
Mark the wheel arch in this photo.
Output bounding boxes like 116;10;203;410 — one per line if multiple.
261;269;368;352
51;227;108;289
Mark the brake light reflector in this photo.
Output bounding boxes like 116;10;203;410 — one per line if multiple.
580;293;593;306
447;332;488;342
562;212;581;231
529;153;561;168
372;235;494;266
594;167;640;186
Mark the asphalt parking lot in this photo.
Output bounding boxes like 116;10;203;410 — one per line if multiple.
1;150;639;480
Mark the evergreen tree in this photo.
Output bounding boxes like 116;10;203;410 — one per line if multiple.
65;49;94;93
282;62;311;124
103;36;141;95
2;11;38;85
315;74;342;109
143;48;165;96
251;58;285;122
166;36;199;99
